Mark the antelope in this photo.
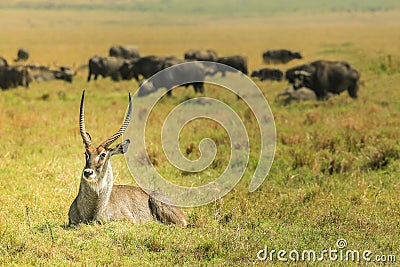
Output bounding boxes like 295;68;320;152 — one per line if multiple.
68;91;187;227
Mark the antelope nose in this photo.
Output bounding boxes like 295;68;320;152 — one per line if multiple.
83;169;94;178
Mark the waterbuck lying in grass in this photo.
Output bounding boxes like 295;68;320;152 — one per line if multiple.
68;91;187;227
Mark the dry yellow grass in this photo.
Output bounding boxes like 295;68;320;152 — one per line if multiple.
1;9;399;66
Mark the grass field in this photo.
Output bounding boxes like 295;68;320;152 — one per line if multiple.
0;3;400;266
2;0;400;14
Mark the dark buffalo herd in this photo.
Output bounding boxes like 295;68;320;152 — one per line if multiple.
86;51;249;96
1;48;80;90
1;45;362;101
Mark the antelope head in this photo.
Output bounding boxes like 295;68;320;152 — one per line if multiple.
79;91;132;185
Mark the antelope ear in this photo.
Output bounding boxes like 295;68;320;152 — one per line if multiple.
110;139;130;156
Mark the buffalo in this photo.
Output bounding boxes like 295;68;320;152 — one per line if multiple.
57;66;75;82
184;49;218;61
31;66;75;83
210;55;248;76
285;63;316;84
285;60;360;100
263;49;302;64
120;55;183;83
251;68;283;81
120;56;165;82
109;45;140;59
0;65;30;90
87;56;125;81
275;87;318;105
137;61;208;97
14;48;29;62
118;60;136;81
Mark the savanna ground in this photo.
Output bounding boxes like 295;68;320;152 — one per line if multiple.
0;2;400;266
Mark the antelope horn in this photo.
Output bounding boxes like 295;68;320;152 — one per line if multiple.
80;90;92;148
100;93;132;148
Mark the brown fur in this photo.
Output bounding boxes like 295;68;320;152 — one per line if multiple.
68;92;187;227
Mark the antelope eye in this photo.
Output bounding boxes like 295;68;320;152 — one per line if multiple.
99;152;107;159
